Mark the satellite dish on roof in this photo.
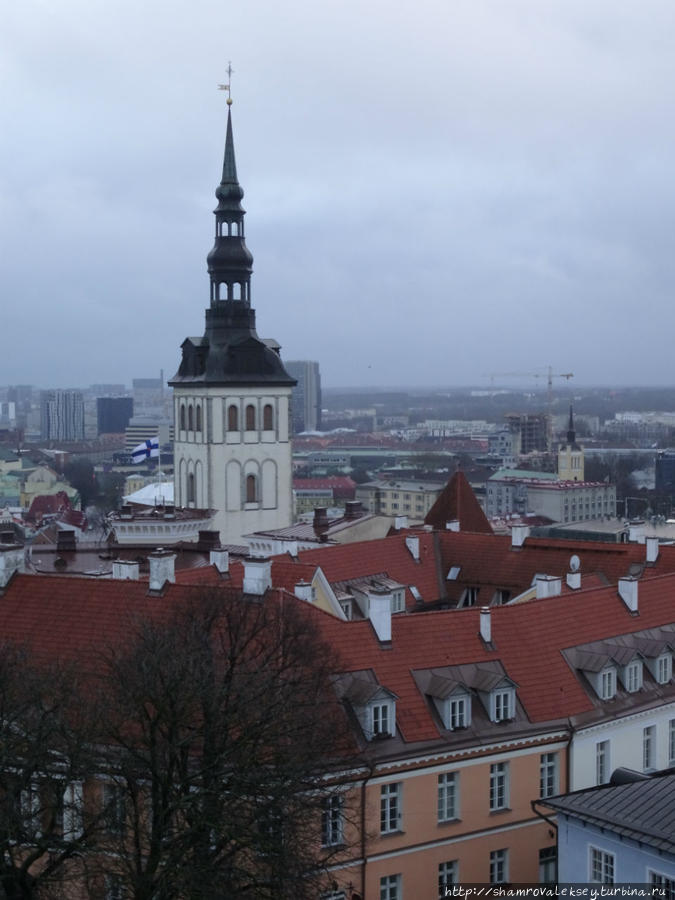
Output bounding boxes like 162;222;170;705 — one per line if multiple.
569;554;581;573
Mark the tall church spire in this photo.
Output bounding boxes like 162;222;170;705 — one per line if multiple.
206;105;253;306
567;404;578;447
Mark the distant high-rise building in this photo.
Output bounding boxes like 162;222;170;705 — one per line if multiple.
504;412;549;455
97;397;134;435
286;360;321;433
132;376;165;416
40;390;85;442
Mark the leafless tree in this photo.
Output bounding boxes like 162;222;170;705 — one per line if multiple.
0;645;102;900
93;587;356;900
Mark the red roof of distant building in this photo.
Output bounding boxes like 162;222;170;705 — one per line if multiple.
424;471;493;534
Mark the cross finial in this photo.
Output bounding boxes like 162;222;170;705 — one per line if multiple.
217;62;234;106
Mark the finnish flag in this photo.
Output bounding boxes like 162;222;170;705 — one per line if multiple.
131;437;160;464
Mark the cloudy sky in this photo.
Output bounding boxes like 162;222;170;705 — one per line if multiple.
3;0;675;390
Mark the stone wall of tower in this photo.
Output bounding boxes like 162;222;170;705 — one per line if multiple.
173;385;293;545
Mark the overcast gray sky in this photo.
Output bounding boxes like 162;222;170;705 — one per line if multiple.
3;0;675;390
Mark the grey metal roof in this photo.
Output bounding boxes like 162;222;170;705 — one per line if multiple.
544;771;675;854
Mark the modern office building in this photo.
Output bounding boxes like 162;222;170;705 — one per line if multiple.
39;390;85;442
286;360;321;433
97;397;134;435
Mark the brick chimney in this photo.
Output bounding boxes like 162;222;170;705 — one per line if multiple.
209;548;229;574
646;536;659;564
344;500;363;520
479;606;492;643
535;575;562;599
511;525;530;548
313;507;329;529
618;575;638;613
294;581;313;603
368;586;392;643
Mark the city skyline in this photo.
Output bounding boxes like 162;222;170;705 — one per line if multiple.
3;1;675;389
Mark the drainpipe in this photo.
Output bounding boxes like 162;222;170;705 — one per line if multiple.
359;762;375;900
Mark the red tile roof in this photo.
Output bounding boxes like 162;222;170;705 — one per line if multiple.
424;471;493;534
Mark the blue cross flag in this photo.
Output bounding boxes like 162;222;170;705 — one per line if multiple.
131;437;160;464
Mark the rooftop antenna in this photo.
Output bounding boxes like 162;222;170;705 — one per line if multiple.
218;61;234;106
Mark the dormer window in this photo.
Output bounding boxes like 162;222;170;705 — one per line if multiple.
599;667;617;700
491;688;515;723
656;654;673;685
391;589;405;614
371;701;394;738
434;691;472;731
461;587;479;607
621;660;643;693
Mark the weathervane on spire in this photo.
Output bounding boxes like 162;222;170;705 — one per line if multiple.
218;62;234;106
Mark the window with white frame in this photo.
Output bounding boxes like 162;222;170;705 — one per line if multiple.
370;700;395;738
492;688;515;722
649;871;675;900
539;752;559;799
462;587;479;607
670;719;675;765
380;874;401;900
643;725;656;771
596;740;609;785
490;848;509;884
589;846;614;884
380;782;402;834
339;599;352;620
656;654;673;684
624;660;642;693
62;781;84;840
437;772;458;822
600;667;616;700
321;794;344;847
391;590;405;614
449;694;470;728
489;762;509;811
439;860;458;897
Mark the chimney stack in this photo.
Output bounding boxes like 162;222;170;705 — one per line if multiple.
243;557;272;596
148;549;176;592
313;507;329;529
394;515;408;531
112;559;140;580
479;606;492;643
618;575;638;613
294;581;313;603
628;520;646;544
368;586;392;643
566;570;581;590
511;525;530;548
405;535;420;561
445;520;460;532
535;575;562;599
209;548;229;574
344;500;363;520
0;542;25;589
646;535;659;564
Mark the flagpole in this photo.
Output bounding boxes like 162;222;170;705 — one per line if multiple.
157;434;162;504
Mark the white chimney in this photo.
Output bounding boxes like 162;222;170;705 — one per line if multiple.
646;536;659;564
209;548;229;574
566;571;581;590
285;540;299;558
294;580;313;603
0;543;24;589
535;575;562;599
148;550;176;591
243;557;272;596
479;606;492;643
628;520;646;544
445;520;460;532
369;587;392;642
511;525;530;548
394;515;408;531
112;559;140;581
618;575;638;613
405;535;420;561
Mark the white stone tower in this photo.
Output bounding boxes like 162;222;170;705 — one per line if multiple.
169;100;295;545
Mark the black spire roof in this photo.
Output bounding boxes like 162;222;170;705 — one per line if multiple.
566;404;580;450
171;106;294;388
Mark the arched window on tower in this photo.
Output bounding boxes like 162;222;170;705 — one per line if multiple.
180;404;186;431
228;404;239;432
188;473;195;505
246;474;257;503
196;404;202;432
188;405;194;431
263;404;274;431
245;404;256;431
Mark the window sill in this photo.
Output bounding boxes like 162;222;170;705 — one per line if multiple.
379;828;405;838
489;807;511;816
438;817;461;826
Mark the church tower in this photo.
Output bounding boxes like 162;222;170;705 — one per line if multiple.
169;95;296;545
557;405;584;481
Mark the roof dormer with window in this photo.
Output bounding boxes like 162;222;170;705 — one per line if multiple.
647;652;673;685
332;671;397;741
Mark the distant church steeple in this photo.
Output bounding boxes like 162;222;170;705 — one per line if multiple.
558;404;584;482
170;83;296;545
